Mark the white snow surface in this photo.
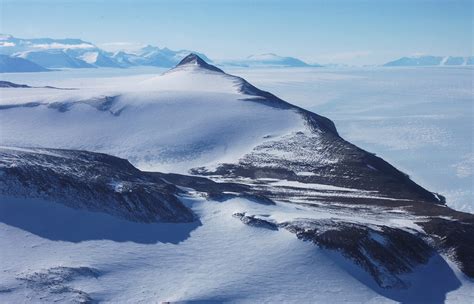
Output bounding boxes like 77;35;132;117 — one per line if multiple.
1;65;473;302
1;194;472;303
78;51;99;64
0;65;305;173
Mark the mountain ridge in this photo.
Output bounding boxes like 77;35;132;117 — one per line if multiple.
384;55;474;67
1;34;325;72
1;55;473;300
175;53;224;73
0;34;213;70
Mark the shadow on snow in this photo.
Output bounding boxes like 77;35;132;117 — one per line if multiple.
0;196;200;244
323;249;462;304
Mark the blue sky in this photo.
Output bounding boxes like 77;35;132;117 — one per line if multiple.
1;0;472;65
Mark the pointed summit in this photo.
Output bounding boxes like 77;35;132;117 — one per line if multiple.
176;53;224;73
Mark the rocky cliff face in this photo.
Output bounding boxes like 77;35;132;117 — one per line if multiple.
0;147;194;223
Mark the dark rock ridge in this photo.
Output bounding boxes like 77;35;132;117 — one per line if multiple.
148;172;276;205
418;217;474;278
234;213;433;288
192;131;443;204
233;212;279;230
0;80;31;88
208;166;474;286
0;147;194;223
0;80;75;90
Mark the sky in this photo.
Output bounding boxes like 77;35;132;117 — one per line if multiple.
0;0;472;65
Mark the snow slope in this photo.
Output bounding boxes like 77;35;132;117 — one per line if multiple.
1;54;473;302
0;55;306;173
1;193;472;303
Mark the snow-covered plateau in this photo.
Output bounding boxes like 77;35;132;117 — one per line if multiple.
0;54;473;303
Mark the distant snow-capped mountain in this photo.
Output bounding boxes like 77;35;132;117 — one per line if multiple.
384;55;474;67
0;35;112;69
0;54;49;72
221;53;321;67
0;34;97;56
15;50;96;69
1;35;321;71
0;34;212;70
78;50;123;68
130;45;213;67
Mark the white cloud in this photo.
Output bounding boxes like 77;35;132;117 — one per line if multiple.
33;42;95;50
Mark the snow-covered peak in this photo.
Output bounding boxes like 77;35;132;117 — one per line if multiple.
142;54;285;98
141;58;243;94
175;53;224;73
138;44;160;54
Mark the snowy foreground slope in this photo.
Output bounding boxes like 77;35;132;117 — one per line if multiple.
0;54;473;302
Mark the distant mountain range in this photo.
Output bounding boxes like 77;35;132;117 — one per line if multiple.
384;55;474;67
0;34;323;72
1;34;473;72
219;53;322;67
0;34;212;72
